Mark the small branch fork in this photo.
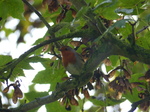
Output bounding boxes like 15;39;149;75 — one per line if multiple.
128;21;137;45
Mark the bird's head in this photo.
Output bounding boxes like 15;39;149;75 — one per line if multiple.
59;46;76;56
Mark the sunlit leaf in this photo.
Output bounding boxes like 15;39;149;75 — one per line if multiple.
32;61;67;91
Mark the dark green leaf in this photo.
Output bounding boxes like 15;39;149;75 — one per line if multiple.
0;0;24;20
94;0;113;10
25;91;48;101
0;55;12;66
94;0;119;20
46;101;79;112
89;96;125;106
118;0;144;8
115;8;133;14
55;25;70;37
136;31;150;49
110;19;131;30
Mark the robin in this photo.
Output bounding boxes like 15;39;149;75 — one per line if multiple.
59;46;84;75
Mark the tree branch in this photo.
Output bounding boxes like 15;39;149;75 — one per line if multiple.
6;34;150;111
128;97;150;112
107;33;150;65
10;65;94;112
0;29;90;80
9;37;112;112
2;0;150;112
9;30;150;111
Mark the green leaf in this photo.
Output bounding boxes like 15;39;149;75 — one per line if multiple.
0;55;12;66
0;0;24;20
145;14;150;24
76;44;87;53
85;0;99;7
46;101;79;112
55;25;70;37
118;23;132;38
118;0;144;8
94;0;119;20
11;57;49;80
25;91;48;101
32;38;45;55
136;31;150;49
123;89;140;103
129;62;147;74
110;19;131;30
109;55;119;66
27;56;49;63
25;91;48;112
115;8;133;14
89;96;125;106
94;0;113;10
123;73;144;103
32;61;67;91
12;66;24;78
126;73;146;102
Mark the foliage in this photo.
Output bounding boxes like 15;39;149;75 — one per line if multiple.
0;0;150;112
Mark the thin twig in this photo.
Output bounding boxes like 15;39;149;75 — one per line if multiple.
22;0;52;34
136;26;149;34
128;21;137;45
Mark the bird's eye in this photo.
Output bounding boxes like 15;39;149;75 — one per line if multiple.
65;48;68;50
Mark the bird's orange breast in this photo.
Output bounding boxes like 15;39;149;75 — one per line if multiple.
61;51;76;67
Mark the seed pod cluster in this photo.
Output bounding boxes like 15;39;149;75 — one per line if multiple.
60;85;91;111
138;92;150;111
3;80;23;104
60;89;79;110
91;69;109;89
109;77;132;99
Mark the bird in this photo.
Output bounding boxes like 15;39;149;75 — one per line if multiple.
59;46;84;75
